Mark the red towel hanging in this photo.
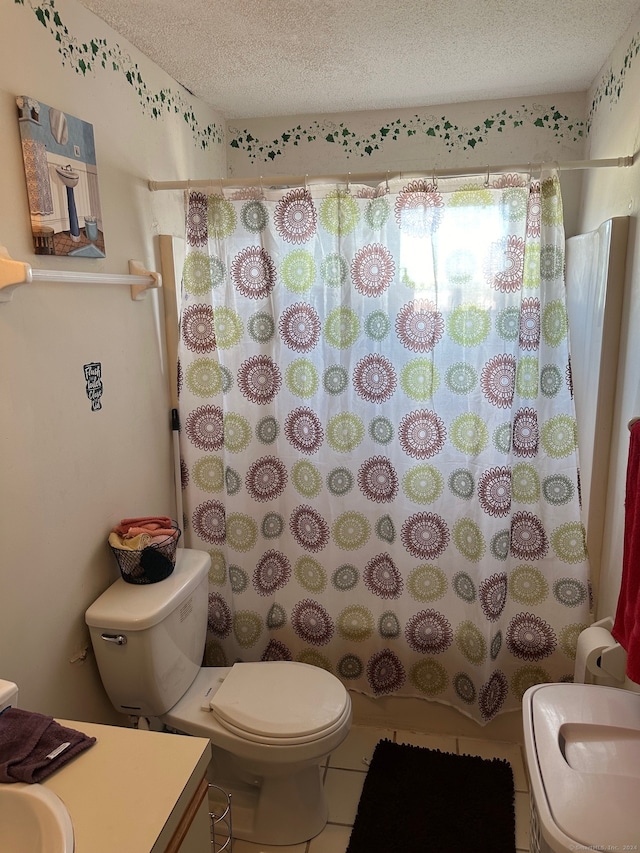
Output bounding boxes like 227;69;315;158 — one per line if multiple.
612;419;640;682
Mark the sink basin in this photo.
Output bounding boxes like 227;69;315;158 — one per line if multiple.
0;782;74;852
55;165;79;187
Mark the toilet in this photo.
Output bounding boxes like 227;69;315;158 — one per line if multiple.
85;548;352;845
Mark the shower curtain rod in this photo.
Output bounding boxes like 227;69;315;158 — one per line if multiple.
148;155;635;191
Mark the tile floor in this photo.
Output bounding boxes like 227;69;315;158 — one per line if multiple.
230;724;531;853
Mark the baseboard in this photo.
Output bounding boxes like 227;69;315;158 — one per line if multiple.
348;690;524;743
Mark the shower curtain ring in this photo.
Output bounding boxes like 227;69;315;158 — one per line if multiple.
385;171;390;194
432;168;438;191
304;174;308;191
484;166;490;188
346;172;351;194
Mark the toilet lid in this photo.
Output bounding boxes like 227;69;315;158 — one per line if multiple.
209;661;348;739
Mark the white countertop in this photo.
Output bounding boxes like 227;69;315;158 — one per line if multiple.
44;719;211;853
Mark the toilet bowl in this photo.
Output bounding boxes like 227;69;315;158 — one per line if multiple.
85;549;352;845
163;662;351;843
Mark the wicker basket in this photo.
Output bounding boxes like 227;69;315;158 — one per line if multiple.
110;523;181;584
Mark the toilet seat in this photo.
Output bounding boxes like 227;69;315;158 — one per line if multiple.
209;661;349;744
211;699;352;745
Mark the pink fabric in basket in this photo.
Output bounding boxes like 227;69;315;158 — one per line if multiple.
112;516;177;539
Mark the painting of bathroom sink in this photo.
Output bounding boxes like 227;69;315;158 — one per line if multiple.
0;781;74;852
16;95;106;257
54;165;79;188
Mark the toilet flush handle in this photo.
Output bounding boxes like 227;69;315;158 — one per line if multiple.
101;633;128;646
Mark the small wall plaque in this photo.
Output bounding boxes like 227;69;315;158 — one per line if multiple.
83;362;103;411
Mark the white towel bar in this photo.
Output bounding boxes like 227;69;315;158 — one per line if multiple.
0;246;161;303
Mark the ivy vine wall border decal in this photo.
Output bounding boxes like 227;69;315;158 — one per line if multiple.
587;29;640;132
227;24;640;165
228;105;585;164
15;0;640;157
14;0;225;150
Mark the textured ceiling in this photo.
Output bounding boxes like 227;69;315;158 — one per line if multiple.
76;0;640;119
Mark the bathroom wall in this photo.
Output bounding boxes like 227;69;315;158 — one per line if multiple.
0;0;226;721
578;11;640;621
225;92;588;236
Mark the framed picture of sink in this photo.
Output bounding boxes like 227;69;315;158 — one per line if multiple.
16;95;106;257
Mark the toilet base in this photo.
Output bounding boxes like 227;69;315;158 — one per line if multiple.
207;754;328;845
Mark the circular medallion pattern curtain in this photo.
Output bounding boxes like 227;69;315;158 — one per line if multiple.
177;171;591;724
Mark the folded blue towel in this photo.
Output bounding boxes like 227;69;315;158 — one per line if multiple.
0;707;96;783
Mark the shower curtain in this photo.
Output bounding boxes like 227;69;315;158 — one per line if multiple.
177;171;591;724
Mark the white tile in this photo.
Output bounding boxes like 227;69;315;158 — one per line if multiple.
308;822;353;853
515;790;530;851
234;726;530;853
231;838;307;853
457;737;529;792
394;729;457;753
324;768;367;825
328;724;394;770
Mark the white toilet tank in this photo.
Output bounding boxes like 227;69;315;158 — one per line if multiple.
85;549;210;716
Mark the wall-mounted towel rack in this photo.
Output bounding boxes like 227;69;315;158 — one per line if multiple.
629;417;640;431
0;246;161;303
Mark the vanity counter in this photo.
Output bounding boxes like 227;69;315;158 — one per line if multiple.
44;719;211;853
